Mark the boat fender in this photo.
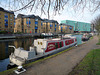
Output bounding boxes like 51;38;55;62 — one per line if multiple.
14;66;26;74
75;44;77;47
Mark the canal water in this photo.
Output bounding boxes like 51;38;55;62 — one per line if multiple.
0;35;82;72
0;38;35;72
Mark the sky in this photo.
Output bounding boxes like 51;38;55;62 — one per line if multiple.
0;0;100;23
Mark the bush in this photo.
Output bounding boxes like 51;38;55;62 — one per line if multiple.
14;32;22;34
0;31;14;34
0;31;8;34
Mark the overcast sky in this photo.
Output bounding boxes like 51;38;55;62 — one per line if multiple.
0;0;100;23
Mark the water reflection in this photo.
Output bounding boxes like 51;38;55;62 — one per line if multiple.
0;38;34;72
14;38;34;50
0;41;14;60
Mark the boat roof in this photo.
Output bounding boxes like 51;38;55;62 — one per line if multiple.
35;38;73;42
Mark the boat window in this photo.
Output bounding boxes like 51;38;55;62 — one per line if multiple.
72;40;74;43
40;42;42;45
55;43;58;49
59;42;62;47
67;41;69;44
38;42;39;45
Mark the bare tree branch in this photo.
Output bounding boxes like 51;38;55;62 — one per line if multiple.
0;0;100;19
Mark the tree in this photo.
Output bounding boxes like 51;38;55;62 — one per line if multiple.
92;15;100;34
0;0;100;19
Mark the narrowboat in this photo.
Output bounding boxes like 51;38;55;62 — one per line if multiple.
9;36;77;66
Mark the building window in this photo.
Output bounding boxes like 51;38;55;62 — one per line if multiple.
11;26;12;28
50;25;52;29
35;19;38;21
55;23;57;25
26;18;31;27
39;30;40;33
0;18;1;19
11;23;12;25
69;26;72;30
4;17;8;20
25;29;27;33
5;21;8;28
10;15;12;17
41;21;43;26
32;29;34;33
55;28;56;31
35;21;38;24
4;13;8;26
65;27;67;30
55;25;56;27
10;19;12;21
4;13;7;16
35;24;38;27
0;13;1;15
35;27;38;29
35;29;37;33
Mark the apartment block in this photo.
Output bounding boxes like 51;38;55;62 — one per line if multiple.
59;23;74;33
0;7;14;32
42;19;59;33
14;14;43;33
61;20;91;32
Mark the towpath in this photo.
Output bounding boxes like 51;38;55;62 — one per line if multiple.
14;36;99;75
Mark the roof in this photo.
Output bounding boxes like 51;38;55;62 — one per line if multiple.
17;14;42;20
22;15;36;18
43;19;58;24
35;16;42;20
17;14;25;18
61;20;90;24
0;7;14;14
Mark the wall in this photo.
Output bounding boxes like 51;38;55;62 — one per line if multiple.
0;11;14;32
43;22;59;33
59;25;74;33
15;18;43;33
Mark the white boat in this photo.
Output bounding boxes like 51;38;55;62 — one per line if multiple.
9;36;77;66
41;33;54;37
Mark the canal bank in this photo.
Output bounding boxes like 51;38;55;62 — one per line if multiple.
0;33;41;39
0;36;98;75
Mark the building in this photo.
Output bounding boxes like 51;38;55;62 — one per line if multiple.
61;20;91;33
14;14;43;33
59;23;74;33
42;19;59;33
0;7;14;32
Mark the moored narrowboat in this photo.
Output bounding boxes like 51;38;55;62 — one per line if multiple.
9;36;77;66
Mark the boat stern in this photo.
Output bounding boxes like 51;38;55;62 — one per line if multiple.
9;53;25;66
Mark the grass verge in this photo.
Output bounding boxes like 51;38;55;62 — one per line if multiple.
96;35;100;45
69;49;100;75
96;39;100;45
90;36;93;40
